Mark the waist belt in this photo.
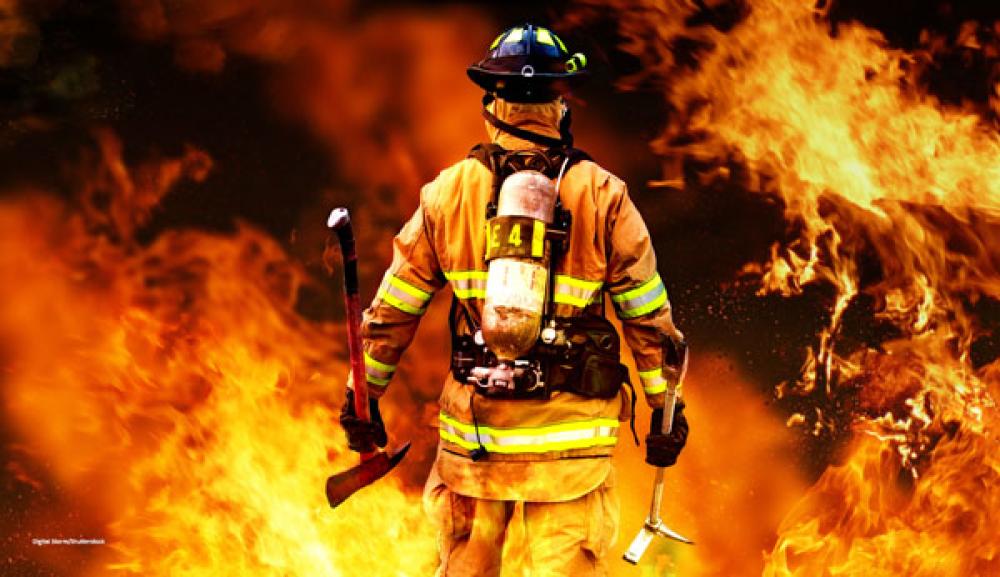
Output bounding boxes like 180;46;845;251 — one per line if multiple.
451;314;629;401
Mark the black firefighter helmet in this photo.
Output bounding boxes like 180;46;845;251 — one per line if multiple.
467;23;588;103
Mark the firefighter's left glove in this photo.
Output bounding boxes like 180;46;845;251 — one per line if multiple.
340;389;388;453
645;399;688;468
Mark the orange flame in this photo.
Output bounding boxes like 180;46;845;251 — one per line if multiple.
5;1;999;576
0;132;437;575
588;0;1000;574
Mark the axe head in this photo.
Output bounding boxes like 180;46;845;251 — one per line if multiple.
623;518;694;565
325;442;411;508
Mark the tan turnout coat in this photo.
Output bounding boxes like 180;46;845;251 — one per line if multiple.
359;98;682;501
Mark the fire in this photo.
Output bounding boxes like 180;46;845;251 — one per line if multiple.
0;3;490;575
586;0;1000;574
610;355;810;577
0;132;437;575
5;1;999;576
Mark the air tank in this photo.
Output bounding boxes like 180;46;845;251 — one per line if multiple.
481;170;557;361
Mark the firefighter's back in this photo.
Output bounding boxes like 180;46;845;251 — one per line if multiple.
422;153;629;502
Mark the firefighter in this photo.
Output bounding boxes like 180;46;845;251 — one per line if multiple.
340;24;689;576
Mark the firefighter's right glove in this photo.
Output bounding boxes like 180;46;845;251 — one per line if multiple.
645;399;688;468
339;389;388;453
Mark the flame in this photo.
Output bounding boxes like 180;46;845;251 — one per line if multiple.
5;1;1000;576
0;73;810;577
113;0;494;303
586;0;1000;574
610;354;810;577
0;132;437;575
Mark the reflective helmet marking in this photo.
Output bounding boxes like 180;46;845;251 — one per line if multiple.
490;32;505;50
535;28;555;46
504;27;524;44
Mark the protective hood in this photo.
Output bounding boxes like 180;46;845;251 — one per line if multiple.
485;97;565;150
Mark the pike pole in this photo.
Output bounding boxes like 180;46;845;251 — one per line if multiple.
623;342;694;564
325;207;410;509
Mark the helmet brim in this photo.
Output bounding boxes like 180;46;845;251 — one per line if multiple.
467;65;589;97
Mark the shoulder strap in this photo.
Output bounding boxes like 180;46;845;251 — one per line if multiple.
467;142;594;220
467;142;505;170
468;143;506;219
467;143;592;178
560;147;592;169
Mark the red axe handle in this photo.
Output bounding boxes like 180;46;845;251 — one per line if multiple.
324;207;411;509
328;208;374;461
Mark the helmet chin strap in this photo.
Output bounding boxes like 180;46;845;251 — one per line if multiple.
482;93;572;148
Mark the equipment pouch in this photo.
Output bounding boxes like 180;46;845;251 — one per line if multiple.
577;354;628;399
550;314;627;400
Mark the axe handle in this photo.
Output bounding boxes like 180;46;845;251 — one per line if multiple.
648;387;676;520
330;209;375;461
648;341;688;521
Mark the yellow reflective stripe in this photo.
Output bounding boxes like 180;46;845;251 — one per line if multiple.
623;290;667;319
638;367;668;395
553;293;591;307
377;274;432;315
444;271;489;281
379;291;424;315
555;275;602;291
553;275;603;308
438;412;619;454
638;367;662;379
440;429;618;454
366;374;391;387
613;274;667;319
439;412;618;436
364;352;395;374
504;27;523;44
612;274;661;303
453;288;486;299
643;382;667;395
490;32;504;50
531;220;545;258
445;270;487;299
363;353;394;388
388;275;431;301
535;27;555;46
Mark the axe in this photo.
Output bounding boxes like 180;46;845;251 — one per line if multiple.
623;342;694;564
325;207;410;509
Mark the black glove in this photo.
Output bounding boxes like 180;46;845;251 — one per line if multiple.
339;389;388;453
645;399;688;467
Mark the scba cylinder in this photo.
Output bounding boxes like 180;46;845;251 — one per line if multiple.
482;171;557;361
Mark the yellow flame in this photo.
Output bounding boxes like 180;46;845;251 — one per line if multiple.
592;0;1000;574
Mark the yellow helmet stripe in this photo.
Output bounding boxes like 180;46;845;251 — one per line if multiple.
553;31;567;52
535;27;555;46
504;27;524;44
490;32;505;50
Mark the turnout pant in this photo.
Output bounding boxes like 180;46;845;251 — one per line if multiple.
423;474;619;577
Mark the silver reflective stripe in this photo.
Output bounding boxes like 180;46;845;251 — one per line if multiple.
553;275;602;308
612;274;668;319
377;274;432;315
438;412;619;454
364;352;395;388
444;271;487;299
638;367;668;395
